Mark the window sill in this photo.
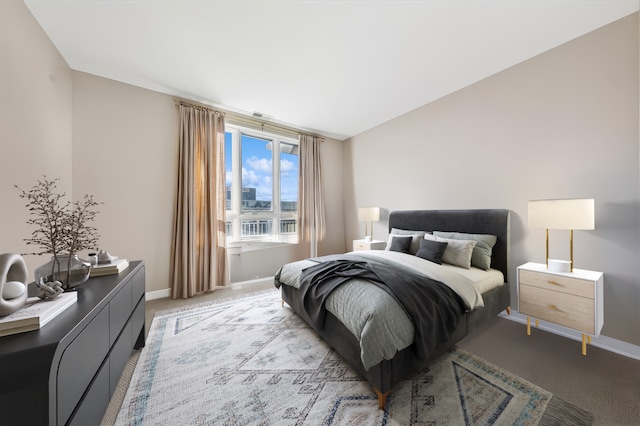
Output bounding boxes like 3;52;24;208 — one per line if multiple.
227;240;295;254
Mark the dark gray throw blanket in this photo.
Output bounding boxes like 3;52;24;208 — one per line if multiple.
298;256;465;362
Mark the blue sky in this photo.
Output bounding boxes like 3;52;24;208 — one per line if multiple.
225;133;298;203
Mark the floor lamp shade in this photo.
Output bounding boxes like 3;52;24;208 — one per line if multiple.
358;207;380;240
528;198;595;272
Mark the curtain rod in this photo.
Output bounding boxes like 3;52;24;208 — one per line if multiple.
173;97;324;141
174;99;224;115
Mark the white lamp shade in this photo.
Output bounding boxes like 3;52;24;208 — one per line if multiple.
528;199;595;230
358;207;380;222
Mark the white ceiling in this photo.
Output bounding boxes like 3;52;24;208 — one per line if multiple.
24;0;639;140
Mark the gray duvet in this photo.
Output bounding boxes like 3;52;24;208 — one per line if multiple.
274;250;491;370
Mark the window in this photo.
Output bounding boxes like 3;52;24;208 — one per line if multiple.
225;124;299;243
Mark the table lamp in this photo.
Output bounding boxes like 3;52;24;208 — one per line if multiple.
358;207;380;242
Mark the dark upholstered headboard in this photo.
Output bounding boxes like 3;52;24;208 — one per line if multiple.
388;209;510;280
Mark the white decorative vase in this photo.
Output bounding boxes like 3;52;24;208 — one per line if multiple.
0;253;28;317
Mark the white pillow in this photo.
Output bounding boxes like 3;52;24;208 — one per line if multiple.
424;234;476;269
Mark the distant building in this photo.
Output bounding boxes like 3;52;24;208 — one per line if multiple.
226;186;296;212
226;186;297;236
241;187;256;201
226;186;256;203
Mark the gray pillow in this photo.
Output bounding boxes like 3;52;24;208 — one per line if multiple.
433;231;497;270
424;234;476;269
388;235;412;254
388;228;426;255
415;238;448;264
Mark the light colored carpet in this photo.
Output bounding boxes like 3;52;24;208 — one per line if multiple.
104;289;590;425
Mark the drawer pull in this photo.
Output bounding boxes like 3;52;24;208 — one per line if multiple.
547;280;560;285
548;305;558;310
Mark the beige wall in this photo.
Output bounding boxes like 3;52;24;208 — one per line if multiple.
72;72;345;288
0;0;73;276
71;72;178;293
344;13;640;347
1;0;345;294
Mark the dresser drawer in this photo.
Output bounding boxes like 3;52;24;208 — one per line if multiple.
68;361;110;426
131;297;145;347
110;320;133;395
58;305;110;425
131;268;145;304
519;269;594;299
519;284;595;334
110;283;132;346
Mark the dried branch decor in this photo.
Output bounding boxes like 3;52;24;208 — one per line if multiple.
15;176;102;289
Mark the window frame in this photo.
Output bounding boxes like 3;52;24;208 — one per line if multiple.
225;123;299;244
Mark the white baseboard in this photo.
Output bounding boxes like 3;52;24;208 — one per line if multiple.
501;310;640;360
144;276;274;301
145;288;171;301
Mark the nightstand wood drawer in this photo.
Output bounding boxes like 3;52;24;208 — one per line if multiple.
519;269;594;299
517;262;603;355
352;240;386;251
519;284;595;334
353;241;368;251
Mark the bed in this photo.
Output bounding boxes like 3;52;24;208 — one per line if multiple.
274;209;511;409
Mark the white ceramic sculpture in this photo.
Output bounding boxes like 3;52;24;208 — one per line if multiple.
0;253;29;317
36;278;64;300
97;250;118;264
2;281;26;300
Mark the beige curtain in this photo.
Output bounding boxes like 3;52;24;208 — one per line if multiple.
170;103;229;299
298;134;326;257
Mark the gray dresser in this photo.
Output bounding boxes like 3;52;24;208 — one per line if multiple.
0;261;145;425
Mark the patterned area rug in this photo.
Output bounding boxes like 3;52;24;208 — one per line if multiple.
115;289;585;425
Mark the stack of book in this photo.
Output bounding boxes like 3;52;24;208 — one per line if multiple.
0;292;77;337
90;259;129;277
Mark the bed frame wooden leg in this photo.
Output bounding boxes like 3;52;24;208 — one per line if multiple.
372;386;389;410
506;306;511;315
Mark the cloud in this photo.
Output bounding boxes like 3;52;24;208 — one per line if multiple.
228;152;299;203
242;168;261;186
246;156;272;173
281;158;295;172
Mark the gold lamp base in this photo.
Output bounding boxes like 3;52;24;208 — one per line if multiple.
545;228;575;272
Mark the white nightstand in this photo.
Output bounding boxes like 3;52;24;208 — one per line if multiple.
352;239;386;251
517;262;603;355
